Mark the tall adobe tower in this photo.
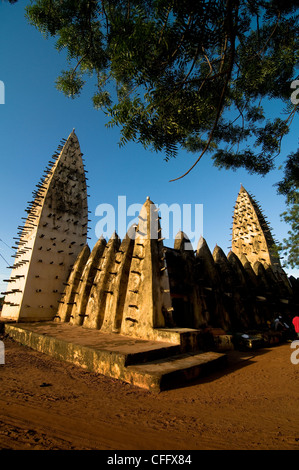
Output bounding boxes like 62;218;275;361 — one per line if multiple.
119;197;173;338
1;130;88;321
231;185;282;274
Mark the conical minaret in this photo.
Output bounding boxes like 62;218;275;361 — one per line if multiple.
120;197;174;339
231;185;282;275
1;131;88;321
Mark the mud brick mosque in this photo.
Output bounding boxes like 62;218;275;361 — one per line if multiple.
1;130;298;391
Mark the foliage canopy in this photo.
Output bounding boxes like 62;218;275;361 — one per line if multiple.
276;151;299;269
10;0;299;266
25;1;299;174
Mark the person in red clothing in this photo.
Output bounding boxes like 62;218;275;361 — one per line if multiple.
292;316;299;338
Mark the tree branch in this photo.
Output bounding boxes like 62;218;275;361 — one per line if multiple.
169;0;239;182
157;4;172;45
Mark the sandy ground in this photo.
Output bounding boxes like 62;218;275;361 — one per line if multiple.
0;333;298;451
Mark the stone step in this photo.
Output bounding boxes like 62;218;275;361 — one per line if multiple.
154;328;208;352
3;321;227;392
124;343;181;365
127;351;228;392
3;321;184;364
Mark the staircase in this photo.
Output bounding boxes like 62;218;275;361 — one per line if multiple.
2;320;228;392
127;350;227;391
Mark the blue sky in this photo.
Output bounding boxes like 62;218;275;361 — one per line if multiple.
0;0;298;294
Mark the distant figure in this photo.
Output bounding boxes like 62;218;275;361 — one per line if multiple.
273;316;284;331
292;316;299;338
